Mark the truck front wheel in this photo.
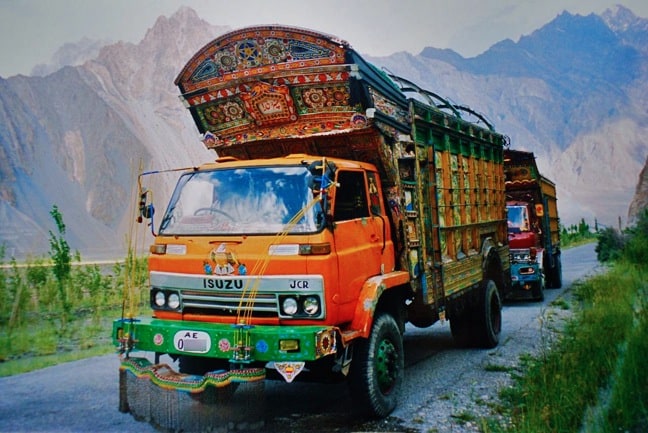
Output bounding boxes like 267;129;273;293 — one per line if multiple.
349;312;404;418
533;276;545;301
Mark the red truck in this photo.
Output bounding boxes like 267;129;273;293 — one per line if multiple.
114;25;511;425
505;149;561;300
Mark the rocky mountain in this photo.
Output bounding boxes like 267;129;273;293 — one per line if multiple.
0;7;220;259
31;37;112;77
628;156;648;224
369;5;648;228
0;5;647;260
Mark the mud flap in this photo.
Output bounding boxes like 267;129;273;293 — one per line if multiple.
119;357;266;432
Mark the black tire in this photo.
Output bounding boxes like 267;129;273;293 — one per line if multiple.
474;280;502;348
348;313;404;418
545;252;563;289
543;251;553;288
551;255;562;288
532;278;545;302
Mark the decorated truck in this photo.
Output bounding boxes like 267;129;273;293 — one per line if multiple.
114;25;510;422
504;149;561;301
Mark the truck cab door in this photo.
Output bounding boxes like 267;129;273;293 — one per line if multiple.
332;170;385;308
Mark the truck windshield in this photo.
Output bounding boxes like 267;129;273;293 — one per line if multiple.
507;205;530;233
158;165;323;235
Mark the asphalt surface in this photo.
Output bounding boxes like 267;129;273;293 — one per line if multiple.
0;243;600;433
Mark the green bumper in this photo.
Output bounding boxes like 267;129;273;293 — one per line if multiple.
113;317;338;363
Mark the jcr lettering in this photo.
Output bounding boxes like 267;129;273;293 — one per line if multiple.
289;280;309;289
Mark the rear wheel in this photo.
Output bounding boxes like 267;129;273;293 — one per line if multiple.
474;280;502;348
451;280;502;348
349;313;404;418
550;255;562;288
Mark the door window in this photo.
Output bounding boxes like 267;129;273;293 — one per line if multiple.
334;171;369;221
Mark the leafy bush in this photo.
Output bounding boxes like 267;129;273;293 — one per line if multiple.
595;208;648;264
623;208;648;266
595;227;625;262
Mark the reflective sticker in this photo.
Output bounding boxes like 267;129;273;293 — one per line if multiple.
255;340;269;353
274;362;305;383
153;333;164;346
316;329;337;357
218;338;231;352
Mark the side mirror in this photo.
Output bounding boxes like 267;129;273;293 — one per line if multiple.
137;189;155;223
306;159;337;220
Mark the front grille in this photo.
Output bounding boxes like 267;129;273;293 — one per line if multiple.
181;290;278;317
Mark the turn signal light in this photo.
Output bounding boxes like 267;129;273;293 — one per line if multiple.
150;244;167;255
299;243;331;255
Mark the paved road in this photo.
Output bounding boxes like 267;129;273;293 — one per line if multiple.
0;243;600;433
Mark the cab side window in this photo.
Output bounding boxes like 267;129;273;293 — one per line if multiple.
334;171;369;221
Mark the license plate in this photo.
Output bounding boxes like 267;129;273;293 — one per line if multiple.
173;330;211;353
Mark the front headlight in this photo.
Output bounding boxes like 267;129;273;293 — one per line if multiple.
519;267;536;275
154;291;166;307
282;297;299;315
303;296;320;315
167;293;180;309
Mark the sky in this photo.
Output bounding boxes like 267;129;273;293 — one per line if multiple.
1;0;647;78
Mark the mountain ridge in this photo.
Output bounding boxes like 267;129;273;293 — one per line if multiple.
0;6;647;259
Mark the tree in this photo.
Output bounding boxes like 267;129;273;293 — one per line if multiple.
48;205;72;318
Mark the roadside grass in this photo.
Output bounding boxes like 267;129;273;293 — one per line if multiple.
486;262;647;433
0;345;116;377
560;221;597;250
0;249;148;377
561;236;596;249
0;306;134;376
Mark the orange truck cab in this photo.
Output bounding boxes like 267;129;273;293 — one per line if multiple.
114;25;510;418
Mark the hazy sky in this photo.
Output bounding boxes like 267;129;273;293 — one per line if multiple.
1;0;647;78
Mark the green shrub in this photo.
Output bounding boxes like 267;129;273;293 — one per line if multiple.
623;208;648;266
595;227;625;262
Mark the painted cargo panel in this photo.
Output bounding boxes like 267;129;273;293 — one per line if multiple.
174;25;408;181
540;176;560;249
403;100;507;299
